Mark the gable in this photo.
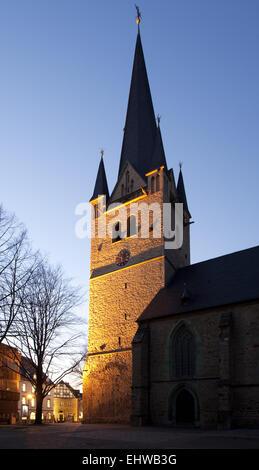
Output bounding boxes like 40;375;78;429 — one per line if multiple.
110;161;147;203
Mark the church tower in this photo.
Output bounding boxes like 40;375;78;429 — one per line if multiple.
83;16;191;424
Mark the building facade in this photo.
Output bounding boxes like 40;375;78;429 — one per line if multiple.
54;381;80;422
0;343;20;424
83;20;259;428
132;249;259;429
18;357;54;423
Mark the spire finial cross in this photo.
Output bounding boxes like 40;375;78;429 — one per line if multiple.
100;149;104;158
179;161;183;169
135;5;141;25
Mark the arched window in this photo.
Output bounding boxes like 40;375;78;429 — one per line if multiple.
173;324;195;377
156;174;160;191
126;171;130;193
151;176;155;193
112;222;122;243
93;204;98;219
127;215;137;237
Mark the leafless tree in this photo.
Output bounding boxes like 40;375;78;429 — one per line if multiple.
10;259;85;424
69;342;88;388
0;205;36;344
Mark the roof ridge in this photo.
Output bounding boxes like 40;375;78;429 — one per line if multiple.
179;244;259;271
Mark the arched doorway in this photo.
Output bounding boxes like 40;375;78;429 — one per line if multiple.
175;389;195;424
168;386;200;427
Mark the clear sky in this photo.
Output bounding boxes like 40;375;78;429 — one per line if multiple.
1;0;259;323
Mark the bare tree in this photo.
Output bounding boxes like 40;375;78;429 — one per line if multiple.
10;259;85;424
0;205;36;344
69;342;88;388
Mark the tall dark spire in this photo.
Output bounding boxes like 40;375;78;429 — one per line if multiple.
118;29;157;179
90;155;109;202
149;123;167;172
177;168;189;212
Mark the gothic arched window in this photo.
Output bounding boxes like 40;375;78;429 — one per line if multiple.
126;171;130;193
94;204;98;219
112;222;122;243
173;324;195;377
127;215;137;238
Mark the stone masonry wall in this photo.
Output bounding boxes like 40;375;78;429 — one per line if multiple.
139;301;259;428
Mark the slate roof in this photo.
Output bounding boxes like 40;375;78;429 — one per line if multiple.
149;124;167;172
138;245;259;322
90;157;109;202
118;30;157;179
177;168;189;212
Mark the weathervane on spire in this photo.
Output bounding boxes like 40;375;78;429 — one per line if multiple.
100;149;104;158
135;5;141;25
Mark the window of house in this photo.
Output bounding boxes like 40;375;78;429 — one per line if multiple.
173;324;195;377
22;397;26;404
31;385;35;393
47;399;51;408
31;398;35;407
30;412;35;420
22;383;26;392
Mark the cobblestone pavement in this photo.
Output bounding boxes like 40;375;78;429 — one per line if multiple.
0;423;259;449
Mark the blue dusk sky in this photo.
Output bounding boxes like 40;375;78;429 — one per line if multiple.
1;0;259;320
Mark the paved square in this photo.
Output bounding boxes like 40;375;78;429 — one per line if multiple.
0;423;259;449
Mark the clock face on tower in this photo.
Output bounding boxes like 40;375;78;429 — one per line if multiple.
116;249;130;267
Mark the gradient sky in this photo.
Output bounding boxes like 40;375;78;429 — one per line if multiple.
1;0;259;323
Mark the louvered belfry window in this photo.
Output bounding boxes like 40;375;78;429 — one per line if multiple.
174;325;195;377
